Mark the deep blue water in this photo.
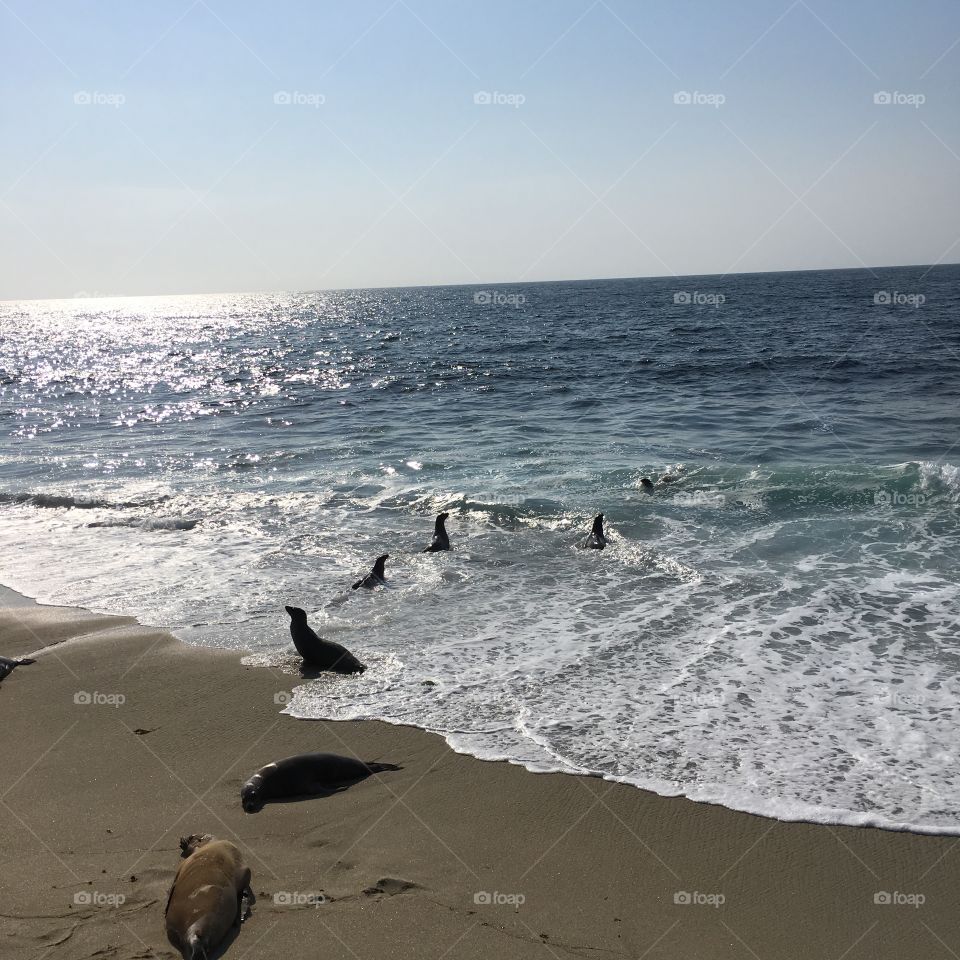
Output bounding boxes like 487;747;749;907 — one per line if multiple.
1;264;959;831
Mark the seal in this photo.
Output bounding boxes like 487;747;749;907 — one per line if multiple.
165;834;252;960
285;606;366;674
639;477;654;491
423;512;450;552
241;753;401;813
0;656;34;682
580;513;607;550
352;553;389;590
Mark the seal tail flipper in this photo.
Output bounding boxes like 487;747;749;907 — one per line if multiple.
17;658;36;666
365;761;402;773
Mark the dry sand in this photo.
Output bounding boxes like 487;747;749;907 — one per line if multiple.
1;593;958;959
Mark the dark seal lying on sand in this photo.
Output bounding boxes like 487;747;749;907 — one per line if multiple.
241;752;401;812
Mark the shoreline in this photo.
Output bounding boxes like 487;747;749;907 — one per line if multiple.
3;588;960;958
9;573;956;838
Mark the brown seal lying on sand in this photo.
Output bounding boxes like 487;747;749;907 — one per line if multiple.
165;834;252;960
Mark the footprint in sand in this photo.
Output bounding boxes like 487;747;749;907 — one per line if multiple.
362;877;421;899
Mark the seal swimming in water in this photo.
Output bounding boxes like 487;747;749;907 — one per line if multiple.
423;512;450;552
639;477;654;491
241;753;401;813
165;834;252;960
285;606;366;674
0;656;34;682
579;513;607;550
352;553;388;590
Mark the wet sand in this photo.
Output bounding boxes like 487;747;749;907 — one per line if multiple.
1;592;958;959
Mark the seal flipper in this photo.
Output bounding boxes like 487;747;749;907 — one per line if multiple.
365;761;402;773
0;656;35;681
238;870;254;924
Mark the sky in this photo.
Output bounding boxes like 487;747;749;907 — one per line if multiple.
1;0;958;299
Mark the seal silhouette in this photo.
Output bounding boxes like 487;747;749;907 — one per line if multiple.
285;606;366;673
580;513;607;550
423;512;450;552
0;656;34;682
352;553;388;590
241;753;401;813
165;834;252;960
639;477;654;491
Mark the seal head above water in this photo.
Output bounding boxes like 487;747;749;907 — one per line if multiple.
352;554;389;590
423;512;450;552
580;513;607;550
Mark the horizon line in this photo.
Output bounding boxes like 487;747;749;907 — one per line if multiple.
3;259;956;305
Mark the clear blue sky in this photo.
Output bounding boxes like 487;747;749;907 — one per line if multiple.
1;0;958;298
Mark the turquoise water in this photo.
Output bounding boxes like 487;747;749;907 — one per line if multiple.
2;264;959;831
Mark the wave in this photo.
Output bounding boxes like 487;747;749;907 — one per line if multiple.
1;460;954;527
0;492;115;510
87;517;199;531
0;491;170;511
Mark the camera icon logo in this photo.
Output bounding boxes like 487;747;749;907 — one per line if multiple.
74;90;92;105
874;91;892;105
274;691;292;705
673;291;691;305
474;91;492;105
273;90;292;105
673;91;692;105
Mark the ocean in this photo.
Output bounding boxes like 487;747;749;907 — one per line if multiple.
2;264;959;833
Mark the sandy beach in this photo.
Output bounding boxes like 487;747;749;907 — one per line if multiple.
2;590;958;960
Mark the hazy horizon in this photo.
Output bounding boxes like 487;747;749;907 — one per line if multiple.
2;0;959;300
3;257;958;305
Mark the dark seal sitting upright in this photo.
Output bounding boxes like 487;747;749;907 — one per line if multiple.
241;753;401;813
352;553;388;590
579;513;607;550
285;606;366;673
0;656;35;682
423;512;450;552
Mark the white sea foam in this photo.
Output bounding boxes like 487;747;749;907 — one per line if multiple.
3;460;958;834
